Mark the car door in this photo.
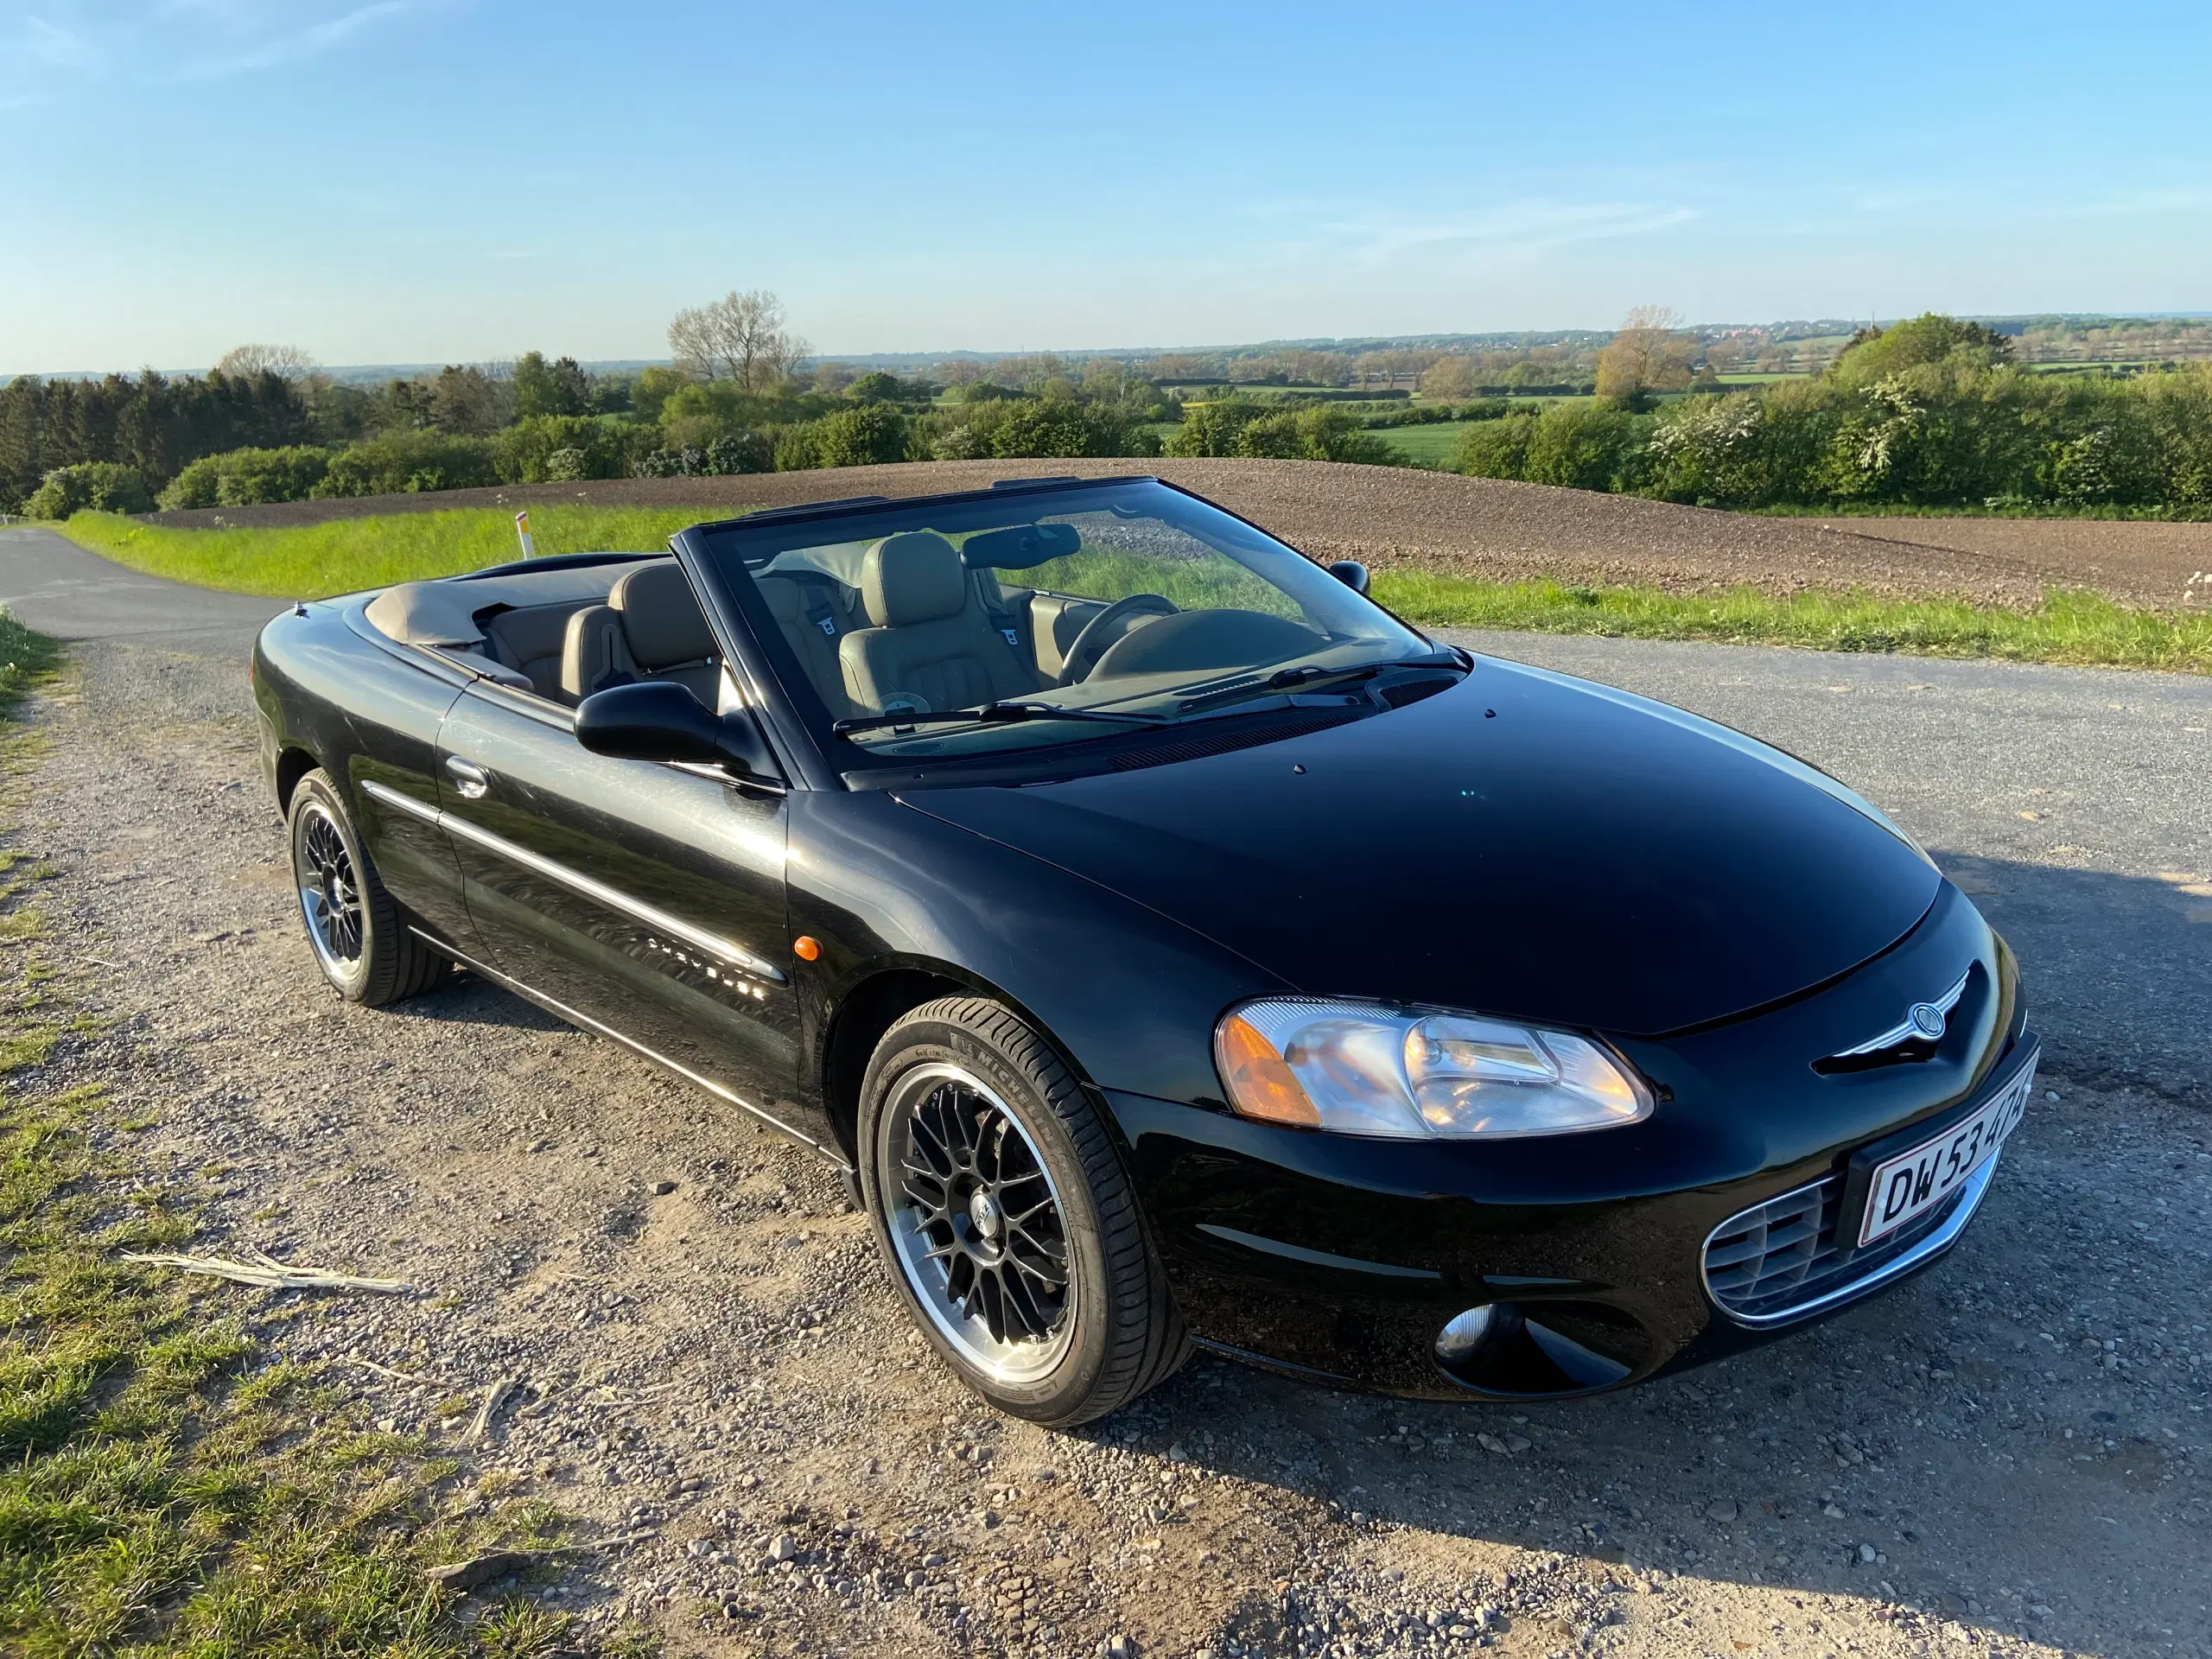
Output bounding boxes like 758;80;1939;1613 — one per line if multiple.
322;620;483;957
432;675;817;1148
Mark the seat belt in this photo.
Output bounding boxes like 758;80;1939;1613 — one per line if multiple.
972;571;1026;653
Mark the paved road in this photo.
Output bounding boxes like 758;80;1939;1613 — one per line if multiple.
2;527;2202;1106
0;523;277;724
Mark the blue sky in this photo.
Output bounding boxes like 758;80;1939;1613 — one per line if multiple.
3;0;2209;372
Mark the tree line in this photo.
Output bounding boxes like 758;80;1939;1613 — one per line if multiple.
1449;315;2212;512
10;299;2212;518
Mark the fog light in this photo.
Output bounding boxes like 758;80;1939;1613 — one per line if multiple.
1435;1305;1498;1363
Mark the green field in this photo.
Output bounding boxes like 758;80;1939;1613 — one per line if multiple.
1368;424;1466;465
1372;572;2211;674
50;507;2212;674
59;505;717;598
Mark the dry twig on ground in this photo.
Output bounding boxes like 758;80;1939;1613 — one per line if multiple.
122;1244;408;1293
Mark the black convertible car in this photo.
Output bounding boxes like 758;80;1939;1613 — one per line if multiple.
252;474;2035;1424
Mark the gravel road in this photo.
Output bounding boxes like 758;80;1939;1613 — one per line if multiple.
9;537;2209;1659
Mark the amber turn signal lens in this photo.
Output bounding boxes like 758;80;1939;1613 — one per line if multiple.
1216;1014;1321;1128
792;936;821;962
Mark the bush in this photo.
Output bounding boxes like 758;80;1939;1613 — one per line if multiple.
1165;398;1268;458
982;399;1139;460
1233;406;1399;465
806;404;911;468
930;424;985;461
313;431;502;497
26;461;154;518
1522;404;1642;491
496;415;626;483
705;431;772;475
544;448;590;482
1453;413;1539;480
157;444;332;510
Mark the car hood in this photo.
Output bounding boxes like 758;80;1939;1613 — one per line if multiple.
898;658;1942;1038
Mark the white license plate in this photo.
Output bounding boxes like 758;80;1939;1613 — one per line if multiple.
1858;1060;2036;1247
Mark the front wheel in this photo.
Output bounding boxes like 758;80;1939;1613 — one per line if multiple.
858;997;1187;1425
287;768;449;1006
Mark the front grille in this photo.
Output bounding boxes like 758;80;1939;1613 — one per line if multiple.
1703;1173;1974;1324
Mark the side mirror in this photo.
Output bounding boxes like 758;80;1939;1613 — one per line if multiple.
1327;559;1370;596
575;681;778;779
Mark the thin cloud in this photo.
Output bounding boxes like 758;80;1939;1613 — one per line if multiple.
174;0;412;78
0;1;416;86
1300;200;1700;266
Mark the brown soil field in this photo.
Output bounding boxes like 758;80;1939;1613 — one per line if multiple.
143;459;2212;609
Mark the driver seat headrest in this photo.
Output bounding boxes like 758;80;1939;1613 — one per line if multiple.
610;560;716;670
861;532;967;627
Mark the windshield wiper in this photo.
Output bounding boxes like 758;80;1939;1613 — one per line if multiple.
833;700;1174;737
1177;654;1462;715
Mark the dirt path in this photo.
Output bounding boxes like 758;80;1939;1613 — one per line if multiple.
142;459;2212;610
20;639;2210;1659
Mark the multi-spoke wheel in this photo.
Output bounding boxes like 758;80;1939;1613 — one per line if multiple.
296;804;365;974
859;997;1188;1425
885;1063;1075;1382
285;768;450;1006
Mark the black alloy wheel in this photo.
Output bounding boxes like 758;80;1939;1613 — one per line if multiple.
858;996;1187;1425
285;768;450;1006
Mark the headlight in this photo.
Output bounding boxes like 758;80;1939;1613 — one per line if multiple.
1215;998;1651;1140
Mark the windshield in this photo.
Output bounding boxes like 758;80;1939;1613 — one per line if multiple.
695;479;1440;762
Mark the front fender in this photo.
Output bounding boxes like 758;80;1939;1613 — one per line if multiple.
786;790;1287;1113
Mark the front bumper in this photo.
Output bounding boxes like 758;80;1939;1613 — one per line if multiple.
1105;885;2029;1402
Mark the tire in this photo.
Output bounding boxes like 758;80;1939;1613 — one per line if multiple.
857;996;1188;1426
287;768;449;1007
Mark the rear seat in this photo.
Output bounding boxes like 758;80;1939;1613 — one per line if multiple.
480;602;585;700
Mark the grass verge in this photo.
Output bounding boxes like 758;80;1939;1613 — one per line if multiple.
1374;572;2212;673
0;607;628;1656
48;506;2212;672
54;506;723;599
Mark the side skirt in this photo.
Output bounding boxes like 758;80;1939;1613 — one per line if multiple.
412;925;851;1173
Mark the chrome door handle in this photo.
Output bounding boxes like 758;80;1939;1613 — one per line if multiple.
444;756;491;799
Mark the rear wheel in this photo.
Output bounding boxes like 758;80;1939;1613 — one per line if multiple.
287;768;449;1006
858;996;1187;1425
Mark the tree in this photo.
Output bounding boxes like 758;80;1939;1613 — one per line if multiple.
1421;355;1479;401
513;351;591;418
845;371;904;404
1595;306;1695;407
1831;313;2014;385
213;343;318;380
668;289;810;391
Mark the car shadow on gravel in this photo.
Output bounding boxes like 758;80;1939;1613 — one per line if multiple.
1929;852;2212;1111
1080;856;2210;1659
378;973;569;1033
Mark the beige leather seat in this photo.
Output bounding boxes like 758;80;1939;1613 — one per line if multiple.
838;532;1038;715
559;560;720;704
755;572;863;717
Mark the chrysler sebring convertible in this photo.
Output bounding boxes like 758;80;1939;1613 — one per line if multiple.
251;474;2034;1425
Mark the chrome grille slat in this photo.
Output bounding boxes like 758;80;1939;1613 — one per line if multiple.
1702;1172;1977;1324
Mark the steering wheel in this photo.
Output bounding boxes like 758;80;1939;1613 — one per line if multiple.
1061;593;1179;683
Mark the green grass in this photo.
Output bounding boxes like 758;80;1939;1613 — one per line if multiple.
0;606;643;1656
1375;572;2212;673
1366;424;1466;466
48;502;2212;673
57;505;730;600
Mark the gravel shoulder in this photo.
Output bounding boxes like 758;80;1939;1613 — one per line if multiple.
16;630;2210;1659
138;459;2212;611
